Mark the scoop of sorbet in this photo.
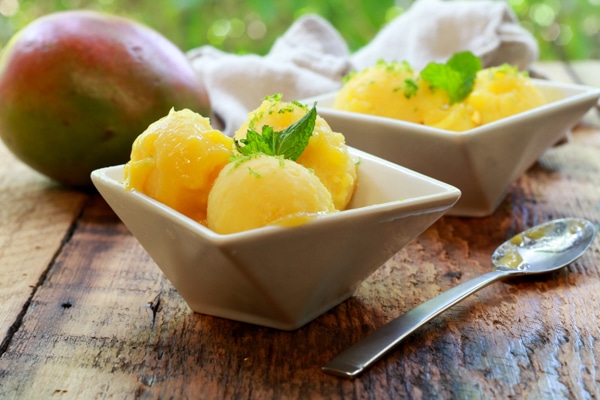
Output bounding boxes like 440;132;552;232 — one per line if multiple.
124;108;233;224
235;97;357;210
207;155;336;234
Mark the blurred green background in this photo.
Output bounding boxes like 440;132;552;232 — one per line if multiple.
0;0;598;61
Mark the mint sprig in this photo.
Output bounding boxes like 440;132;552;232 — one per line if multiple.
235;103;317;161
420;51;482;104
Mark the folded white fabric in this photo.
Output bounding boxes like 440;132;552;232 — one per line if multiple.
187;0;538;136
351;0;539;71
187;15;351;135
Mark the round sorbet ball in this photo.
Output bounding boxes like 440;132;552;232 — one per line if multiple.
235;96;357;210
124;108;233;224
207;155;336;234
333;60;449;124
421;101;478;132
466;65;547;125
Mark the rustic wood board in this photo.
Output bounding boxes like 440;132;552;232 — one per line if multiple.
0;127;599;399
1;60;600;399
0;142;88;349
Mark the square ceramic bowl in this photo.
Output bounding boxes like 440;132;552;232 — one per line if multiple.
303;80;600;217
91;147;460;330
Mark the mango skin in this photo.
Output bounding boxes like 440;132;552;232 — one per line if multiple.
0;10;210;187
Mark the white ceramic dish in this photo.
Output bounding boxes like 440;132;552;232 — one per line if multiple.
91;147;460;330
303;79;600;217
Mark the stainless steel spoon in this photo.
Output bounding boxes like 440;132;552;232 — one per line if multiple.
323;217;597;378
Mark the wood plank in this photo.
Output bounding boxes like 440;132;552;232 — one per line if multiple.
0;142;88;347
0;126;599;398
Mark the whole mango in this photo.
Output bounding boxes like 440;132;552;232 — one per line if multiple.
0;10;210;187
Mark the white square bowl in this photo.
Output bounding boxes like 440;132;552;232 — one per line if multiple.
91;147;460;330
303;80;600;217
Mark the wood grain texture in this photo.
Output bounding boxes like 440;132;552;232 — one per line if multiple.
1;63;599;399
0;127;599;399
0;142;88;349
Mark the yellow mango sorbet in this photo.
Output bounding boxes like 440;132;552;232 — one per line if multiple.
466;66;548;125
123;108;234;225
235;95;358;210
334;59;547;132
333;60;449;124
207;155;336;234
124;97;359;234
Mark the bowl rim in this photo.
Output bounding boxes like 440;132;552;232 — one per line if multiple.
303;78;600;137
91;146;461;243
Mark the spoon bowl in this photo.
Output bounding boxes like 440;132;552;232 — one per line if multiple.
492;218;596;273
323;217;597;378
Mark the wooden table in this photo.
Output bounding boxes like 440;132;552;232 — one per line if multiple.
1;62;599;399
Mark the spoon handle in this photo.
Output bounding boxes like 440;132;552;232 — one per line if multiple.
323;269;509;378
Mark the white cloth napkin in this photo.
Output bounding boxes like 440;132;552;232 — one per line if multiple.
187;15;350;135
187;0;539;136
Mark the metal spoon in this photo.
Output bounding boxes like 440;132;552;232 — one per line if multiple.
323;217;597;378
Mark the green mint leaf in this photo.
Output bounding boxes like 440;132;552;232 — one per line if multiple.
273;103;316;161
235;103;317;161
264;93;283;102
420;51;482;104
235;126;275;156
447;51;482;102
403;78;418;99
